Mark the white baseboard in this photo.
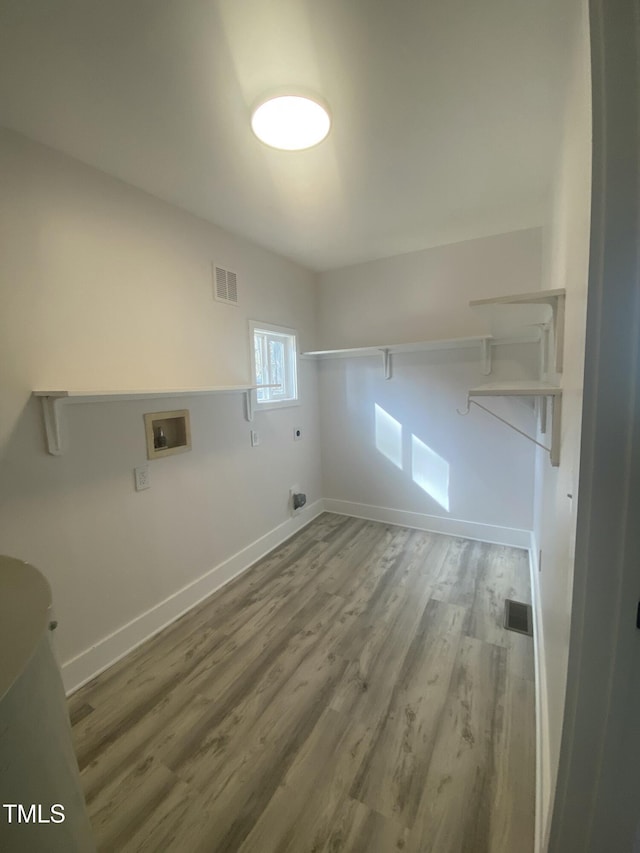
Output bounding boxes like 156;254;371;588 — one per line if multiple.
323;499;531;549
529;531;550;853
62;500;325;695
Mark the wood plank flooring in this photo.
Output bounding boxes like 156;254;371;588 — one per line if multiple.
68;513;535;853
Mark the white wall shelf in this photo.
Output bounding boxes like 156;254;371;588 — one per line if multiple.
460;381;563;467
33;385;276;455
463;289;566;467
467;380;562;397
469;288;566;372
302;335;491;357
302;335;495;379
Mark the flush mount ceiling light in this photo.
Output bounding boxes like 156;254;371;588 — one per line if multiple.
251;95;331;151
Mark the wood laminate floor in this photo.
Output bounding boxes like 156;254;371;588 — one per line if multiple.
69;513;535;853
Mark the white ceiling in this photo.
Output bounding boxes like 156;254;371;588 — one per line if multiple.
0;0;564;271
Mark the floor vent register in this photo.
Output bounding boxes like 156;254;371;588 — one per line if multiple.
504;599;533;636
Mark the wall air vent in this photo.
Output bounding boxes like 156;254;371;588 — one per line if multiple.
213;265;239;305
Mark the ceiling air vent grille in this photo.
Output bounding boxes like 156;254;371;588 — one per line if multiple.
213;265;239;305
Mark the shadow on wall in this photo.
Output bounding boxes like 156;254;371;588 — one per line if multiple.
374;403;450;512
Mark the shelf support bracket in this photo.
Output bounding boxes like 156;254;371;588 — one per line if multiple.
538;396;548;435
41;396;65;456
541;324;551;376
481;338;492;376
554;293;566;373
459;395;561;467
381;348;392;380
550;393;562;467
244;389;255;422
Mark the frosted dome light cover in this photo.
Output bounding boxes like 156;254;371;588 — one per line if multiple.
251;95;331;151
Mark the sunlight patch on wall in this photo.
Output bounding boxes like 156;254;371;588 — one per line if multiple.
411;434;450;511
375;404;403;470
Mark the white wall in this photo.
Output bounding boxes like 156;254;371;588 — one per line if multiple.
316;228;543;348
0;129;322;689
532;0;592;843
318;346;538;538
316;230;545;539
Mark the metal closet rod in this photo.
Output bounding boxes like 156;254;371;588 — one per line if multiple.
457;398;551;454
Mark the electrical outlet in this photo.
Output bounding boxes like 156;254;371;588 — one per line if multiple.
250;430;261;447
134;465;150;491
293;427;302;441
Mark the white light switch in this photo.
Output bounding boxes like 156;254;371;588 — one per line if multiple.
134;465;150;491
250;430;261;447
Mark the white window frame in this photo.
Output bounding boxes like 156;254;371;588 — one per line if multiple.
249;320;299;409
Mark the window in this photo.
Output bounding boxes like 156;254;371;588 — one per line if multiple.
250;321;298;407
